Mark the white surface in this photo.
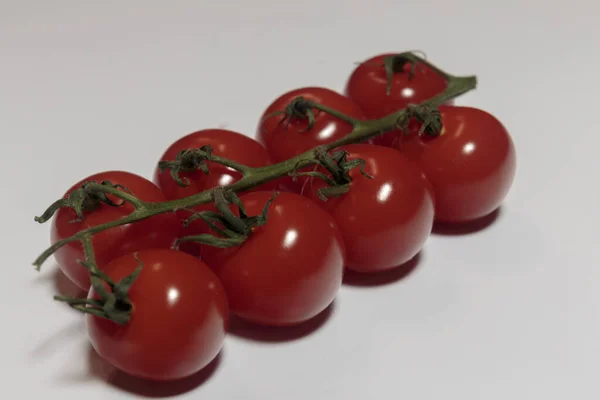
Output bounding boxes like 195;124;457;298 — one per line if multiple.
1;1;599;398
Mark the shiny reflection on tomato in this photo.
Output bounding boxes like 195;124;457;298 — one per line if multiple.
305;144;435;273
399;105;516;223
86;249;228;381
345;53;449;147
200;191;345;326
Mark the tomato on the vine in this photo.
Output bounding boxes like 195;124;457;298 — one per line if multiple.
304;144;435;273
258;87;366;192
200;191;345;326
345;53;448;147
398;105;516;223
86;249;228;381
52;171;179;290
154;129;277;256
258;87;366;162
154;128;276;201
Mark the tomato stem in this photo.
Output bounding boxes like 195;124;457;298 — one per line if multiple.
306;100;359;127
383;53;420;95
211;154;252;174
54;235;142;324
174;188;278;249
33;52;477;273
33;180;143;225
158;146;252;187
308;148;374;201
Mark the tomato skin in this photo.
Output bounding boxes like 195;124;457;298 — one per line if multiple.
398;106;516;223
154;129;276;201
153;129;277;256
305;144;435;273
258;87;366;162
200;191;345;326
86;249;228;381
345;53;448;147
51;171;179;290
258;87;366;192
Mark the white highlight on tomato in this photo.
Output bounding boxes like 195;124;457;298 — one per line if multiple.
167;287;180;306
283;229;298;249
401;87;415;98
218;174;235;186
463;142;476;155
376;183;393;203
318;122;337;140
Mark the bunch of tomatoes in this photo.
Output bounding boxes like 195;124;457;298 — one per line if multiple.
45;53;516;382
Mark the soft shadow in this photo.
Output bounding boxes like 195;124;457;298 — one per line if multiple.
342;252;421;287
53;268;86;298
228;301;335;343
86;345;222;397
31;266;85;298
432;207;502;236
29;319;86;359
31;263;61;285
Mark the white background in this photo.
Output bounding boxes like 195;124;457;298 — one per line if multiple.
2;0;599;399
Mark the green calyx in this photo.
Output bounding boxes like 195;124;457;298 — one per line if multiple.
261;96;317;132
175;188;278;249
54;237;143;325
399;104;444;137
290;147;373;201
381;52;425;96
158;145;214;187
34;180;131;224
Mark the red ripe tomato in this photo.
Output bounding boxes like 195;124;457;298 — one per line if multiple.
153;129;277;256
154;129;276;201
52;171;179;290
398;106;516;223
304;144;435;273
258;87;366;162
86;249;228;381
258;87;366;191
345;53;448;147
200;191;345;326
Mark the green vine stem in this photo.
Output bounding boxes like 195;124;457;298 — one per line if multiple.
53;233;142;324
174;188;278;248
157;145;251;187
33;52;477;273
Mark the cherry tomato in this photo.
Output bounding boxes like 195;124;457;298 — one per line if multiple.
154;128;276;201
86;249;228;381
52;171;179;290
154;129;277;256
345;53;448;147
398;106;516;223
305;144;435;273
258;87;366;191
200;191;345;326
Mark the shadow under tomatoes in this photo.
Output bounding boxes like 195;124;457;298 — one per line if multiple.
342;252;422;287
85;344;222;397
227;301;336;343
